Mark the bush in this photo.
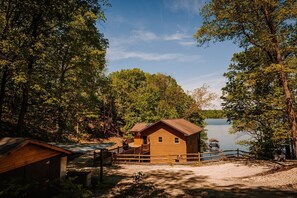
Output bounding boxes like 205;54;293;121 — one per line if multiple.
0;177;92;198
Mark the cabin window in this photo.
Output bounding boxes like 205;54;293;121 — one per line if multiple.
174;137;179;144
158;137;162;143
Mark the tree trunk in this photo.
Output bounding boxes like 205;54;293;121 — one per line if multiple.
0;66;9;122
16;57;33;137
16;12;41;137
276;51;297;158
57;49;69;138
262;5;297;158
16;87;28;137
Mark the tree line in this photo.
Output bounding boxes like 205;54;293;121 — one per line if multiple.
201;110;226;119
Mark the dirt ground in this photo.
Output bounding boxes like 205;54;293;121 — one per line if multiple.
93;160;297;197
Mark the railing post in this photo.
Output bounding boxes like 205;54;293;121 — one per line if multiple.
100;149;104;183
117;146;120;154
220;150;224;161
237;148;239;158
138;153;140;163
198;152;200;163
93;150;96;166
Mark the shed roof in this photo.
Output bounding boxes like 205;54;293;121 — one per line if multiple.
139;119;203;136
0;137;71;159
130;123;152;132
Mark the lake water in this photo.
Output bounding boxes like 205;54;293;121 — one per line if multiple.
205;119;249;151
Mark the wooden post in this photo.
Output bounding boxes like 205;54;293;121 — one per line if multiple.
198;152;200;163
138;153;140;163
117;146;120;154
100;149;104;183
220;150;224;161
93;151;96;166
237;148;239;158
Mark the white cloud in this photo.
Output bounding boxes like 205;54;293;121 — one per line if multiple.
164;0;207;15
178;41;197;46
131;30;159;41
109;29;198;49
107;47;203;62
163;32;190;41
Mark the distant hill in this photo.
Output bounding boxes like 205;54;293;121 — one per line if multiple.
201;110;226;119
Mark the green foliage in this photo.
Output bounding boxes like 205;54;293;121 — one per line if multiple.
0;178;38;198
222;48;290;158
0;0;118;140
109;69;194;131
195;0;297;158
47;178;92;198
0;177;92;198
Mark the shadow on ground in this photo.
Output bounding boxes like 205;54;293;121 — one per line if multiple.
95;167;297;198
183;186;297;198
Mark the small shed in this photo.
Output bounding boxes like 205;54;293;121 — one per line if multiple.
0;137;71;182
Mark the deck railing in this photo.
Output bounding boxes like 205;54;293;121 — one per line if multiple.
112;149;251;164
93;144;151;166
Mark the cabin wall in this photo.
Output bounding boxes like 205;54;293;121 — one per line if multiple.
186;133;199;154
0;143;60;174
142;123;187;163
0;155;63;182
133;138;143;146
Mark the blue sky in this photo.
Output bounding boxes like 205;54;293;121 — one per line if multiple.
100;0;240;109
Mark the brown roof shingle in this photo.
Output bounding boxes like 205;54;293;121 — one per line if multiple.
138;118;202;136
161;119;203;136
0;137;71;159
130;123;151;132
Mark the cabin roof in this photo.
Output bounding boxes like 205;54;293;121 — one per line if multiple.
130;123;152;132
0;137;71;159
139;119;203;136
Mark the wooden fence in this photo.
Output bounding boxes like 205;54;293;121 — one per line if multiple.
112;149;251;164
93;144;151;166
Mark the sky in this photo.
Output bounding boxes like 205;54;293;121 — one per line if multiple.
99;0;241;109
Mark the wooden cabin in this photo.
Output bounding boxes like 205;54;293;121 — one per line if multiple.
0;137;71;182
131;119;202;163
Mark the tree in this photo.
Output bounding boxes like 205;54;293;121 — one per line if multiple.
109;69;204;131
222;48;290;158
185;84;218;151
0;0;111;140
187;84;218;110
195;0;297;157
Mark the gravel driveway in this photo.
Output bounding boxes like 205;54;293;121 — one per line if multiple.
95;160;297;197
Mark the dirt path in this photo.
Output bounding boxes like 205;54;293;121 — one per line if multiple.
95;160;297;197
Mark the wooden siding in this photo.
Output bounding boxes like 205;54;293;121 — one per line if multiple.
142;122;187;163
133;138;143;146
0;143;60;174
0;155;63;182
186;133;199;154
